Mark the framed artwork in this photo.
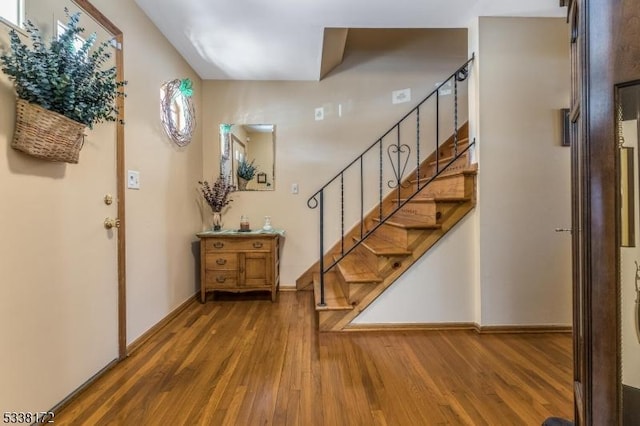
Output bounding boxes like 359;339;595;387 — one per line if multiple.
257;172;267;184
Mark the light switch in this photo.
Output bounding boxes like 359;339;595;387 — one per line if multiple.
291;183;299;194
127;170;140;190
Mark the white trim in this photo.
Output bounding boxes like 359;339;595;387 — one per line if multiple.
0;0;24;31
0;16;26;38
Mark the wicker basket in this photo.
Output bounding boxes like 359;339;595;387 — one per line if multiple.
11;99;86;164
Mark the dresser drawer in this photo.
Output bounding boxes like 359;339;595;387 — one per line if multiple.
205;253;237;270
205;237;272;252
204;271;237;289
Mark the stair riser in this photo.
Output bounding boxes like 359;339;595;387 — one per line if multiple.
346;283;371;306
425;156;468;179
377;255;410;277
396;201;437;221
413;174;473;200
335;265;379;304
353;245;380;274
373;224;425;250
355;244;408;276
354;244;379;273
437;141;470;159
334;267;351;302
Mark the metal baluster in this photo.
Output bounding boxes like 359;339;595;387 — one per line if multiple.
416;107;420;191
360;156;364;239
318;190;325;307
379;139;383;221
340;172;344;256
396;125;401;204
454;76;458;156
436;89;440;176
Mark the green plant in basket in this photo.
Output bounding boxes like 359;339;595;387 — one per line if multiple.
0;8;126;128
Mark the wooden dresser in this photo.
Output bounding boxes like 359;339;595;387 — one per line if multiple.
197;231;282;302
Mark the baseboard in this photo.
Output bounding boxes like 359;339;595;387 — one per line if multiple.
279;286;297;292
345;322;477;332
47;358;118;420
475;324;572;334
344;322;572;334
127;293;199;355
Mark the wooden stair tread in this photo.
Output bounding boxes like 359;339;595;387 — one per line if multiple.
353;234;411;256
427;154;468;167
373;216;442;230
392;198;435;204
333;252;383;283
394;196;471;203
410;164;478;184
313;273;352;311
436;137;470;150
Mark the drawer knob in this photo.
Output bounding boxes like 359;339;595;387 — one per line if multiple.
216;276;226;283
216;258;227;265
213;242;224;249
253;242;263;248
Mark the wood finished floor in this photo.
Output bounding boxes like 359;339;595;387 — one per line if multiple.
56;292;573;425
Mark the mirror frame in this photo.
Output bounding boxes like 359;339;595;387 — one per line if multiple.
220;123;275;191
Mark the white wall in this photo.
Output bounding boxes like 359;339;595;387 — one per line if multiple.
477;17;571;326
356;17;572;326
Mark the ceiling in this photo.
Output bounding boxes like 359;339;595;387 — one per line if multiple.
134;0;566;81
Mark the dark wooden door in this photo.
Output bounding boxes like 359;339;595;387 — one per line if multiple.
566;0;620;424
567;1;587;423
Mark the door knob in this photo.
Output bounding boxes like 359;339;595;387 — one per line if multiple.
104;217;121;229
555;228;572;233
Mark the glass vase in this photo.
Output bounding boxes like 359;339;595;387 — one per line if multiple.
212;212;222;231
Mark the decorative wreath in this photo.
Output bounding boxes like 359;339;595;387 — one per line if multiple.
160;78;196;147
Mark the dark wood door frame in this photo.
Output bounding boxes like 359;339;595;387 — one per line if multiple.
567;0;622;423
73;0;127;360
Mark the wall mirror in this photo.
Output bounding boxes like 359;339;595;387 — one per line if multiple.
616;81;640;423
220;123;275;191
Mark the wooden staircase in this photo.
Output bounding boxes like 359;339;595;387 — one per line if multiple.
297;123;477;331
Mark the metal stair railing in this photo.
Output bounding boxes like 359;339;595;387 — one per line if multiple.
307;54;475;307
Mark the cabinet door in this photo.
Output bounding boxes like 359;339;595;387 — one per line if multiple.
243;252;272;287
